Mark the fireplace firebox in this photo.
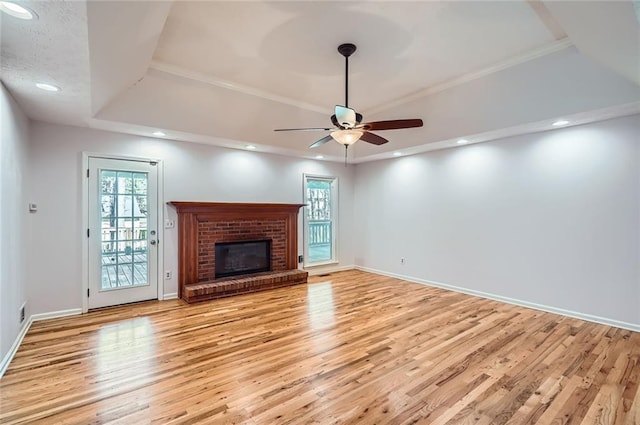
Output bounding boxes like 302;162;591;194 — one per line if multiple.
215;239;271;279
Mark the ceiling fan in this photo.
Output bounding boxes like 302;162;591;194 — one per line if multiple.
274;43;423;163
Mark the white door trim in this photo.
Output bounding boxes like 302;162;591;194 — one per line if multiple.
302;173;339;268
81;152;165;313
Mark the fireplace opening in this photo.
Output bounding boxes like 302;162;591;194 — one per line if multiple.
215;239;271;279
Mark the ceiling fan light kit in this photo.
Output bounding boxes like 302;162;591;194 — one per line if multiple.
330;129;363;146
274;43;424;165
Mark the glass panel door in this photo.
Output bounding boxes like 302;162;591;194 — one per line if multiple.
303;174;338;267
88;158;158;309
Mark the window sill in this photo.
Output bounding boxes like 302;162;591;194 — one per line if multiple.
303;260;339;268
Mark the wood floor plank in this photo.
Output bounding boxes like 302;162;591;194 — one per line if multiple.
1;270;639;424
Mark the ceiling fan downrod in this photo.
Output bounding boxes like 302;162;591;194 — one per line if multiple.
337;43;356;109
337;44;357;167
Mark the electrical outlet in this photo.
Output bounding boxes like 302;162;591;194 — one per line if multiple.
400;258;405;265
164;270;172;280
164;219;175;229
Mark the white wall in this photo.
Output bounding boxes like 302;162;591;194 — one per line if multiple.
23;114;640;329
28;122;355;314
354;115;640;327
0;83;30;362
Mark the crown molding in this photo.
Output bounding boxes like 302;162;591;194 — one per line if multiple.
352;101;640;163
149;39;573;119
148;60;332;115
527;0;567;40
85;117;348;164
364;38;574;116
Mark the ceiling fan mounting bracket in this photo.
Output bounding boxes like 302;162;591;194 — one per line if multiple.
337;43;357;58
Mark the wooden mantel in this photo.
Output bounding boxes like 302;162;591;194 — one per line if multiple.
168;202;305;300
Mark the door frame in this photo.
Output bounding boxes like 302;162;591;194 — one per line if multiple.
302;173;339;268
81;152;165;313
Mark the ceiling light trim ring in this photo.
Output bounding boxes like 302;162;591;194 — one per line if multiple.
0;1;37;19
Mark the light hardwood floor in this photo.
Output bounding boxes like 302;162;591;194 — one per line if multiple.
1;270;639;424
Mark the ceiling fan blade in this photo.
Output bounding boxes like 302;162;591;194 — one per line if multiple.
360;119;423;131
360;132;389;145
309;135;334;149
274;127;332;132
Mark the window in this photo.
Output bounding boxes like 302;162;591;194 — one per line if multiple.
303;174;338;266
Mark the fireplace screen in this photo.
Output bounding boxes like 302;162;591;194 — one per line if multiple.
215;239;271;278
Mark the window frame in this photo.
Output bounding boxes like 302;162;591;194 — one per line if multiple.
303;174;339;268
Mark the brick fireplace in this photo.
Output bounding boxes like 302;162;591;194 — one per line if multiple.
198;219;287;281
169;202;308;302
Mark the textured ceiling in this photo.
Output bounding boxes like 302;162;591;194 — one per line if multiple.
0;0;90;125
1;1;638;163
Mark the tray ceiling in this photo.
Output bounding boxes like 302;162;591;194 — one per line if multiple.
1;1;638;163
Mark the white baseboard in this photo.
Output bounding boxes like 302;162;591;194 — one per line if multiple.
163;292;178;300
356;266;640;333
31;308;82;322
0;308;82;379
305;264;355;276
0;317;32;378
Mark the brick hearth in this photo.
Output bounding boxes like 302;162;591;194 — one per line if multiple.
184;270;309;303
169;202;307;302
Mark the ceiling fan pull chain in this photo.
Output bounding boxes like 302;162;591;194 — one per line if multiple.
344;145;348;167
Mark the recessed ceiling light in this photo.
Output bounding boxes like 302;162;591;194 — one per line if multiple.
552;120;569;127
457;139;469;145
0;1;36;20
393;152;402;157
245;145;256;150
35;83;60;92
152;131;166;137
315;155;324;159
